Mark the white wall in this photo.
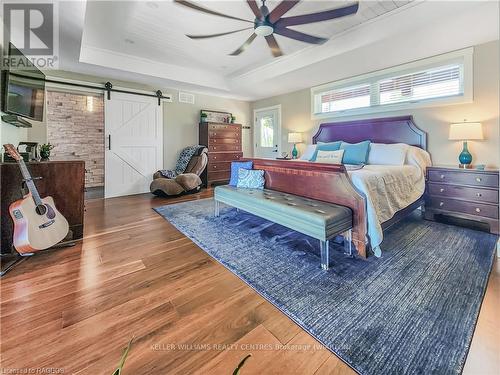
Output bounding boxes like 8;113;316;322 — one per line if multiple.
163;90;251;169
0;117;28;147
251;40;500;168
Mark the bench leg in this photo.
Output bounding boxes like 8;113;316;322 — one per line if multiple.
344;229;353;258
320;240;330;270
214;199;220;217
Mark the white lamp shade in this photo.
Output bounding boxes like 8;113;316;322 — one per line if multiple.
288;132;303;143
449;122;483;140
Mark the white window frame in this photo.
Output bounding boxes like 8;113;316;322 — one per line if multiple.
311;47;473;120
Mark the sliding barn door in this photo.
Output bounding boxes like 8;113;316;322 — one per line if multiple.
104;92;163;198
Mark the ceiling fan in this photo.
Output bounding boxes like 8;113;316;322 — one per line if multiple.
175;0;359;57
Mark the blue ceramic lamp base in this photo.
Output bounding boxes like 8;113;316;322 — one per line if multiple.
292;144;298;159
458;141;473;168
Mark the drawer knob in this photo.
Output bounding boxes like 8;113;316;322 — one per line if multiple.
440;188;445;193
213;165;217;169
439;202;444;207
213;133;217;136
213;147;217;150
475;207;481;213
476;193;482;197
476;177;482;182
440;174;445;179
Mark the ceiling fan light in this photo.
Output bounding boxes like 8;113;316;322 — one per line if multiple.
254;25;273;37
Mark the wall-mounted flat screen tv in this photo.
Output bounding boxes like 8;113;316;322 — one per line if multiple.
2;43;45;121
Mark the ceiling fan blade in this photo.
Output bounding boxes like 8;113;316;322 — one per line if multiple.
268;0;300;24
187;27;253;39
229;33;257;56
276;2;359;27
274;27;327;45
246;0;262;19
265;35;283;57
175;0;253;23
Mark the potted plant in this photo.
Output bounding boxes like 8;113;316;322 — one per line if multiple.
39;143;54;161
230;115;236;124
200;112;208;123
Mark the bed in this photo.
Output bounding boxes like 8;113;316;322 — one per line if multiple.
243;116;429;258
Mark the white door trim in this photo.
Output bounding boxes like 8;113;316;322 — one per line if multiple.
253;104;281;158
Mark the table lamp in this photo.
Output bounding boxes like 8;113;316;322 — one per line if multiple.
448;122;483;168
288;132;302;159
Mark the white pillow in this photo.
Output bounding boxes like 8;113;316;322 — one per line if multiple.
406;146;432;170
300;144;317;160
367;143;409;166
315;149;344;164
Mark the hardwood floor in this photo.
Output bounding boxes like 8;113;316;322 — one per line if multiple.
1;190;498;374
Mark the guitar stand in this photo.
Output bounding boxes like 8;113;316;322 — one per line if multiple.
0;252;27;277
0;241;77;277
0;181;76;277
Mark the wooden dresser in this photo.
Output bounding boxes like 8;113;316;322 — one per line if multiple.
0;160;85;254
424;165;499;234
199;122;242;186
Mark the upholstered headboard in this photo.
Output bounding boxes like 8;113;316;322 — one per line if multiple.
312;116;427;149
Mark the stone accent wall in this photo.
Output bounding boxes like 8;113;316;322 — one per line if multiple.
46;91;104;188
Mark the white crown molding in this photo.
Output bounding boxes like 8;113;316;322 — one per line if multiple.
79;44;231;92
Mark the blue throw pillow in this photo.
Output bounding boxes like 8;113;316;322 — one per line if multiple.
237;169;265;189
340;141;371;165
310;141;342;161
229;161;253;186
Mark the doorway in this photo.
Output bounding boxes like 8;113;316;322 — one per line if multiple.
253;105;281;159
46;90;105;199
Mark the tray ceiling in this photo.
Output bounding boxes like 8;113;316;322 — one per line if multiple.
49;1;499;100
81;1;412;75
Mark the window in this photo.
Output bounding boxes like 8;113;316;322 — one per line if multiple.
379;65;461;105
320;84;371;113
260;116;274;147
311;48;473;119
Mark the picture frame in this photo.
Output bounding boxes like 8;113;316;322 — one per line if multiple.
200;110;232;123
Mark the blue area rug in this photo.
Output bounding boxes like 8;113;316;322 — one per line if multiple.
154;199;498;375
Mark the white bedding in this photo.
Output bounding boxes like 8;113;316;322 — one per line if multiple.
302;145;431;254
347;164;426;252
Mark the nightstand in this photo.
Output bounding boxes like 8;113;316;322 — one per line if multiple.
424;165;499;234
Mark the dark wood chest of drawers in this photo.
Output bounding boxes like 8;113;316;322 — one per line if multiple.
199;122;242;186
424;166;499;234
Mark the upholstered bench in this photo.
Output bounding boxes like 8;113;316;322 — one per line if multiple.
214;185;353;270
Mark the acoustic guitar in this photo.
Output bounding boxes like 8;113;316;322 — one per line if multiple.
3;144;69;255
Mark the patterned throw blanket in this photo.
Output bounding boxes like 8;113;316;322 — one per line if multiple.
159;145;205;179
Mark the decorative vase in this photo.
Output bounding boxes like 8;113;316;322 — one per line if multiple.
292;144;298;159
458;141;472;166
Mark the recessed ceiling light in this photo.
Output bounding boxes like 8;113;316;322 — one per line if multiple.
146;2;159;9
124;38;135;44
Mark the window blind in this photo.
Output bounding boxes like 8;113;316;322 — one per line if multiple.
320;84;370;113
378;65;462;105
